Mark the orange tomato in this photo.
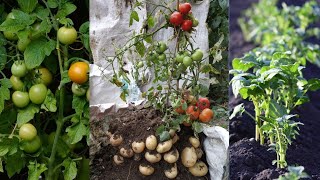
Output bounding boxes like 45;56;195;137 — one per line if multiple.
199;108;214;123
186;105;200;120
68;62;89;84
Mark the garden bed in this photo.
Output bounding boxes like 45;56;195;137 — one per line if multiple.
90;108;210;180
229;0;320;179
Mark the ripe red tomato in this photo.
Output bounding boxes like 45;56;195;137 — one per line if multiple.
197;97;210;110
179;3;192;14
186;105;200;120
181;20;193;31
199;108;214;123
170;12;183;26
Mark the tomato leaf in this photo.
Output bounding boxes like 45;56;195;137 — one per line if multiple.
47;0;58;8
0;10;35;32
17;0;38;13
62;158;77;180
147;16;155;28
17;104;40;127
201;64;220;74
79;21;90;52
6;151;26;178
0;78;11;114
41;89;57;112
192;121;203;134
56;3;77;19
27;161;47;180
159;131;170;142
24;38;55;69
0;159;3;172
66;121;87;144
129;10;139;26
34;6;50;20
0;109;17;134
72;95;86;115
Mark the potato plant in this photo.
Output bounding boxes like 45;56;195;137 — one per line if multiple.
230;0;320;168
0;0;90;179
104;0;223;178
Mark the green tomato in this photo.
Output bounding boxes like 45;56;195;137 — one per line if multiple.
158;53;166;61
19;123;37;141
57;26;77;45
11;61;27;78
191;49;204;61
29;84;47;104
10;75;24;91
34;67;53;86
20;135;41;154
12;91;30;108
3;31;18;41
192;19;199;27
31;23;43;40
137;61;144;68
86;89;90;101
147;52;158;62
17;38;31;52
48;132;56;145
175;53;185;63
156;41;167;54
72;83;87;96
183;56;193;66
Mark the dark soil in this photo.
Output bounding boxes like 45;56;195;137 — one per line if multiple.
229;0;320;179
90;108;210;180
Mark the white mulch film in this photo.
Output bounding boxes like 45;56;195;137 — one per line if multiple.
89;0;229;179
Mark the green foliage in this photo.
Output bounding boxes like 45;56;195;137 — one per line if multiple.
277;166;309;180
0;0;90;179
231;0;320;169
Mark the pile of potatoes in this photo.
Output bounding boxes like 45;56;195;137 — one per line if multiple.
108;129;208;178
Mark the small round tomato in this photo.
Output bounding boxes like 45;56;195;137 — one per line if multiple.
175;53;185;63
10;75;24;91
17;38;31;52
86;89;90;101
3;31;18;41
183;56;193;66
29;84;47;104
34;67;53;86
191;49;204;61
179;3;192;14
72;82;87;96
57;26;77;45
19;123;37;141
192;18;199;27
12;91;30;108
20;135;41;154
197;97;210;110
137;61;144;68
186;105;200;120
199;108;214;123
158;53;166;61
181;20;193;31
31;23;43;40
187;95;197;105
11;61;27;78
170;11;183;26
68;62;89;84
156;42;167;54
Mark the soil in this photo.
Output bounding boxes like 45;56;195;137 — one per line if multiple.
229;0;320;179
90;108;210;180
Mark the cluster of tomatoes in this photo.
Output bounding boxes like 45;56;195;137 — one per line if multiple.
169;3;199;32
175;96;214;125
19;123;41;153
176;49;203;67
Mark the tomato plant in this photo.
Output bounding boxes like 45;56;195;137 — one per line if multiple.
0;0;91;179
106;0;221;142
